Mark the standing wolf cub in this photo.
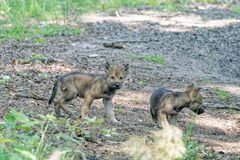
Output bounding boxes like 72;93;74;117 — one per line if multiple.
150;84;204;128
48;62;129;124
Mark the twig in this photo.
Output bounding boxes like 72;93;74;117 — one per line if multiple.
205;103;240;111
109;38;160;44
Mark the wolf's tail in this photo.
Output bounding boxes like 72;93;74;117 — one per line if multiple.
48;79;60;105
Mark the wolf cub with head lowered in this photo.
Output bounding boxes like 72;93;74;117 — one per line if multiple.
150;84;204;128
48;62;129;124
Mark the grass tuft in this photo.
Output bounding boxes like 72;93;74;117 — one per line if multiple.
143;55;165;64
0;110;85;160
232;5;240;14
214;87;231;101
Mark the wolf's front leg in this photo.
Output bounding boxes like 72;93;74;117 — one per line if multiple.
103;98;119;124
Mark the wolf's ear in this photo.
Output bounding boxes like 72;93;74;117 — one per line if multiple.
194;87;201;94
105;62;112;71
123;64;129;72
186;83;194;91
196;87;201;92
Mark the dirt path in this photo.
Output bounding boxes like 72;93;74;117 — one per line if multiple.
0;4;240;159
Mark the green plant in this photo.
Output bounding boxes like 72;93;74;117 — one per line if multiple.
100;128;118;137
182;121;218;160
38;72;52;79
33;37;47;44
32;53;48;61
0;0;193;42
143;55;165;64
232;5;240;14
0;24;81;41
193;0;222;4
84;117;105;126
32;25;81;37
0;75;11;86
0;110;85;160
228;105;238;114
183;123;204;160
214;87;231;101
200;76;212;84
139;79;149;86
115;105;125;114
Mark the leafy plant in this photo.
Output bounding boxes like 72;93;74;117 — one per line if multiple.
32;53;48;61
0;75;11;86
183;121;217;160
214;87;231;101
0;110;85;160
232;5;240;14
139;79;149;86
100;128;118;137
115;105;125;114
84;117;105;126
143;55;165;64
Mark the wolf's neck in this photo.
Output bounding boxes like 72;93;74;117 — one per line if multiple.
101;77;117;93
174;93;191;107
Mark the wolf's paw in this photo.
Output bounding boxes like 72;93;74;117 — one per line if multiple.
111;119;122;126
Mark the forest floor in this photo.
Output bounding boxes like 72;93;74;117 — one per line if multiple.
0;3;240;160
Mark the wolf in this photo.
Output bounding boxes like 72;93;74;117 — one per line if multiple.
150;84;204;128
48;62;129;124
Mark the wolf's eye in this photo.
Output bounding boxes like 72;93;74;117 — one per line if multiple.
111;76;115;79
119;76;123;80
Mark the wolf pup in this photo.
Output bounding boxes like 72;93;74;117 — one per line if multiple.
150;84;204;128
48;62;129;124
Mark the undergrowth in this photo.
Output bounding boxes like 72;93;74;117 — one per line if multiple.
0;110;85;160
183;120;218;160
0;0;235;41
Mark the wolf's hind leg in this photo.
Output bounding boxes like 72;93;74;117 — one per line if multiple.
61;90;77;116
81;95;94;120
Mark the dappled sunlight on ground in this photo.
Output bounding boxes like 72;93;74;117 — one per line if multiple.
195;111;239;136
1;63;76;75
114;90;150;109
198;138;240;154
81;12;240;32
180;108;240;155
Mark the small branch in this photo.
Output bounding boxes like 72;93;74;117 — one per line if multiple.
205;103;240;111
103;42;125;49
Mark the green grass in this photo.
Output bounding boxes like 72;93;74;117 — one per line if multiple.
183;123;204;160
0;24;81;41
0;110;85;160
193;0;221;3
0;75;11;86
232;5;240;14
139;79;149;86
100;128;118;137
143;55;165;64
0;0;235;41
183;122;218;160
0;0;193;42
214;87;231;101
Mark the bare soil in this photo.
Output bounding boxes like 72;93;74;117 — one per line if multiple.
0;4;240;160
